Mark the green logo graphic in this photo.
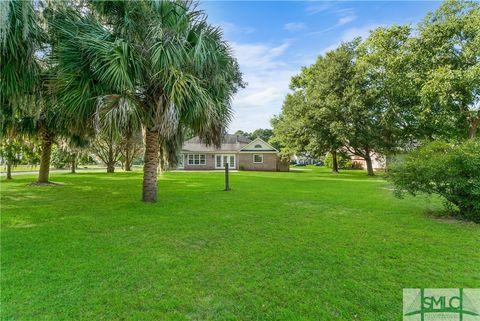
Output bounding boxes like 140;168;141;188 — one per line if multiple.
403;288;480;321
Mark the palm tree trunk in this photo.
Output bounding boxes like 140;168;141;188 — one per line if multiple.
159;151;166;172
106;141;115;173
6;163;12;180
142;129;160;202
38;133;53;183
70;153;77;174
331;150;339;173
125;137;132;171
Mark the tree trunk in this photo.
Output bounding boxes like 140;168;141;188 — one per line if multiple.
125;137;132;171
6;163;12;180
331;150;339;173
142;129;160;202
106;140;115;173
364;151;374;176
38;134;53;183
70;153;76;174
107;162;115;173
125;162;131;171
468;111;480;139
159;150;166;173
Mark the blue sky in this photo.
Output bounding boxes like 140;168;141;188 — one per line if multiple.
201;1;443;132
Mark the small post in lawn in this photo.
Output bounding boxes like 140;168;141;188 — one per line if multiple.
224;162;229;191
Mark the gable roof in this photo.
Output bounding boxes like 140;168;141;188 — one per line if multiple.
239;138;278;152
182;134;251;152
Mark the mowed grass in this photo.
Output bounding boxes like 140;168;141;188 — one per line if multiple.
1;167;479;321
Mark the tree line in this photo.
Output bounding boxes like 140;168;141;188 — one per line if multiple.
271;0;480;176
1;0;243;202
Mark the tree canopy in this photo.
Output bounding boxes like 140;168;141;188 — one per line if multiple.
272;0;479;176
1;0;243;201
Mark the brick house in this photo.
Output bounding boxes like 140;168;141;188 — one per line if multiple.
177;134;289;172
349;153;385;170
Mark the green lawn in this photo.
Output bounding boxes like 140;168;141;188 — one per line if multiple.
1;167;479;320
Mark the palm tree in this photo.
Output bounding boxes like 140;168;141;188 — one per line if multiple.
49;0;243;202
1;0;44;179
1;0;74;185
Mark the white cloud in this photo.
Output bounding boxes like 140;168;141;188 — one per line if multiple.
216;21;255;37
338;15;357;26
341;24;383;42
284;22;306;32
231;41;290;69
228;41;299;131
305;2;334;14
308;8;357;36
336;8;357;26
320;24;384;54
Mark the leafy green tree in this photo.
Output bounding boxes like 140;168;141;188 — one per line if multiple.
20;141;40;167
324;151;352;170
120;131;143;172
50;145;70;169
412;0;480;140
91;133;122;173
50;1;243;201
271;91;313;162
341;30;416;176
0;139;22;179
250;128;273;142
355;26;419;152
272;43;357;173
300;44;358;173
234;130;252;140
56;136;90;173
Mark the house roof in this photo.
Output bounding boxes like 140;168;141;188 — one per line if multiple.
182;134;251;152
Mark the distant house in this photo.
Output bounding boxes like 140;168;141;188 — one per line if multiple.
349;152;386;170
177;134;289;171
291;154;318;165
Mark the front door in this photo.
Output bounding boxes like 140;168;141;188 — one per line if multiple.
215;154;235;169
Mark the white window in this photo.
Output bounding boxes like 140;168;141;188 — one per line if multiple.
188;154;206;165
253;154;263;163
215;154;235;169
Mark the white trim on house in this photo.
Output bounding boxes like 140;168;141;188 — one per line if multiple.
182;150;239;154
253;154;263;163
239;138;278;153
239;151;277;154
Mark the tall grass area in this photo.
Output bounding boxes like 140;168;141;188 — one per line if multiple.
2;167;479;320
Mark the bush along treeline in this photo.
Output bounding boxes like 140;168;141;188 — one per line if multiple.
389;140;480;222
271;0;480;221
1;0;243;202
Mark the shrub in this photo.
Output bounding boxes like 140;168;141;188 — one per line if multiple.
51;146;70;169
388;140;480;222
324;151;352;169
